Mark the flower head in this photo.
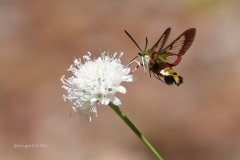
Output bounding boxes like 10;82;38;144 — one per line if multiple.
61;52;135;121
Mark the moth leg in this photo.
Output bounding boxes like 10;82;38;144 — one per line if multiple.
152;73;165;83
125;59;141;74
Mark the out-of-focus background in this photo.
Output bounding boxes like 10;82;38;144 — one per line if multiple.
1;0;240;160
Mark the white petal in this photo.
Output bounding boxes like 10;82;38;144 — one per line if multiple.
112;97;121;105
90;97;98;104
122;75;136;82
119;52;123;58
118;86;126;94
101;98;110;105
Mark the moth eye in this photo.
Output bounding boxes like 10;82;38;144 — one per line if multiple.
138;52;143;56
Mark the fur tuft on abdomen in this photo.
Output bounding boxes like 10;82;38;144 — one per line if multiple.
164;75;183;86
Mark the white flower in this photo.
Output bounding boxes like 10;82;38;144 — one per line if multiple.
61;52;136;121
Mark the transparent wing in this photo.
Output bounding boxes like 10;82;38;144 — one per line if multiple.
161;28;196;66
149;28;171;55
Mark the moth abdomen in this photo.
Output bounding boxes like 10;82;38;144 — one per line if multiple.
164;75;183;86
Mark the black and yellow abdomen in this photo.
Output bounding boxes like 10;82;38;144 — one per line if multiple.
160;67;183;86
150;62;183;86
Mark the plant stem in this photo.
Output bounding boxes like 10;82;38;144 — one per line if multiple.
108;102;164;160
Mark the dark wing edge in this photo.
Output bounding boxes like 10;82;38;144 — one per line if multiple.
179;28;196;55
163;28;196;56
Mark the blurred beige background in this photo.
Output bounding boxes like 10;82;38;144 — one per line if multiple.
1;0;240;160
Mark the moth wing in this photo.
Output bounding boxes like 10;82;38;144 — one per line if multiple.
149;28;171;55
161;28;196;66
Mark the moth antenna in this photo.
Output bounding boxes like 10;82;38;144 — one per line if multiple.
124;30;142;52
144;37;148;50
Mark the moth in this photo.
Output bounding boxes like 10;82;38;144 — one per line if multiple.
125;28;196;86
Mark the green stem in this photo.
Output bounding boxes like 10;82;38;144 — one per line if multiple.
108;102;164;160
